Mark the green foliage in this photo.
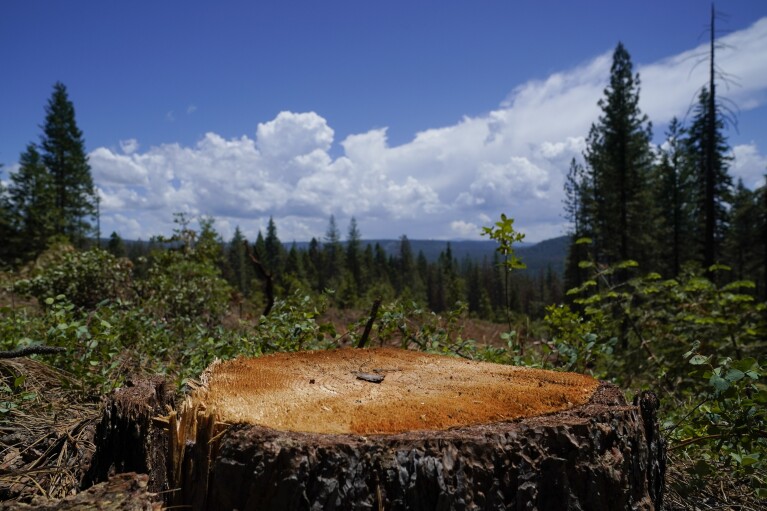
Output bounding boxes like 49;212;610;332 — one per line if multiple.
0;370;37;416
14;247;133;309
141;214;231;323
6;144;57;261
543;304;616;376
481;213;526;272
549;254;767;491
482;214;528;353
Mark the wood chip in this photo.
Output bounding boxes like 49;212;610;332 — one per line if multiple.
354;372;385;384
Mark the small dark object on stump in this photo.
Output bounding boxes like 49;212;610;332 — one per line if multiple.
354;371;385;383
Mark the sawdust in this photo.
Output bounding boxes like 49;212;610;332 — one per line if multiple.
195;347;600;435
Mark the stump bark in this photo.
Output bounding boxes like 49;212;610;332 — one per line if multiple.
162;348;665;510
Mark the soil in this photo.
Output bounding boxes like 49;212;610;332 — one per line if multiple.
197;347;599;435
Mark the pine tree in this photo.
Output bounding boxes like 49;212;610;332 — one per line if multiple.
106;231;127;258
563;158;592;290
226;227;253;296
653;118;694;276
685;87;733;268
323;215;344;287
760;177;767;300
724;181;759;281
40;82;95;245
307;237;324;291
264;217;285;278
346;217;363;295
7;144;57;259
580;43;655;274
0;169;15;266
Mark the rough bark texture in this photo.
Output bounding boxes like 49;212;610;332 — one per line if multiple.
86;350;665;510
83;377;173;494
173;384;665;511
0;473;160;511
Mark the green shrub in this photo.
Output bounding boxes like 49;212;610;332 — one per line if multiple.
14;248;133;309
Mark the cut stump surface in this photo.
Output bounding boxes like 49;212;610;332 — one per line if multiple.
161;348;665;510
200;347;599;434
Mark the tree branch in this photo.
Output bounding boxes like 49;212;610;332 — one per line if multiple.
0;345;66;359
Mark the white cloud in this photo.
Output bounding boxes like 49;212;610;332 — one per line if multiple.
450;220;480;238
732;143;767;189
187;104;197;115
88;18;767;243
119;139;139;155
256;111;334;162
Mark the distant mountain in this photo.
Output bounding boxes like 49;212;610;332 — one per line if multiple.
287;235;571;275
119;234;570;276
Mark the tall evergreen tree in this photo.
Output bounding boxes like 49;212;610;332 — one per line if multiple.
264;217;285;277
226;227;253;296
306;237;324;291
346;217;363;294
653;118;694;276
0;169;15;265
725;181;759;281
563;158;591;290
7;144;57;259
106;231;127;258
581;43;655;273
685;87;733;268
323;215;344;287
40;82;95;244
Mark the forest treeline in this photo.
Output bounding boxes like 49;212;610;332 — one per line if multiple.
564;42;767;297
105;215;565;321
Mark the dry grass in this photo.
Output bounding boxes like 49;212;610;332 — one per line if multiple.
664;452;766;511
0;358;99;502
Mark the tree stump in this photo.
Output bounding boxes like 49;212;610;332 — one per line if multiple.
165;348;665;510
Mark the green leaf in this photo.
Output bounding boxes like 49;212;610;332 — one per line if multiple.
709;374;730;393
740;454;760;467
689;354;710;365
724;368;745;382
616;260;639;269
732;358;757;372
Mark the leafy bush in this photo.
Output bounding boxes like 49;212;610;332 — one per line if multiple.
548;254;767;493
139;214;231;324
13;248;133;309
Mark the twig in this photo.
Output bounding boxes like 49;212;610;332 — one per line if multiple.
357;299;382;349
0;346;65;359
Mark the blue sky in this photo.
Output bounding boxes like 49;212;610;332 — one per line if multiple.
2;1;767;242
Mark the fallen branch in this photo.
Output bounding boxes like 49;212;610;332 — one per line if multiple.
0;346;65;359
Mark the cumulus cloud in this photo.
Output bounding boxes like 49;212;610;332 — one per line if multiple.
732;143;767;189
450;220;480;238
89;18;767;243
